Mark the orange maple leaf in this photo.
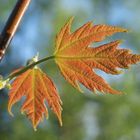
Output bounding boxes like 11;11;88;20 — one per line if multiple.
8;68;62;130
54;17;140;94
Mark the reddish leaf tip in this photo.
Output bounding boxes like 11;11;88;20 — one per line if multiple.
8;108;14;117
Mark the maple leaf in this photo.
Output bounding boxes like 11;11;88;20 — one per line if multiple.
8;68;62;130
54;17;140;94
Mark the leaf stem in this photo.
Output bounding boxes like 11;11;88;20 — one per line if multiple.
7;55;55;80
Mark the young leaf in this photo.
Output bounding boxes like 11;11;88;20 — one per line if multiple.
54;17;140;94
8;68;62;130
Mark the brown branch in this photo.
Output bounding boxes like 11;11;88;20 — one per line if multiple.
0;0;31;61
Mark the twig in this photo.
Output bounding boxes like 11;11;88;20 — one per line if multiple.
0;0;31;61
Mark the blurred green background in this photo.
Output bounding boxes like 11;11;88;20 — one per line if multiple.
0;0;140;140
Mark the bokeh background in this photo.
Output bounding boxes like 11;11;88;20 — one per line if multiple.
0;0;140;140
